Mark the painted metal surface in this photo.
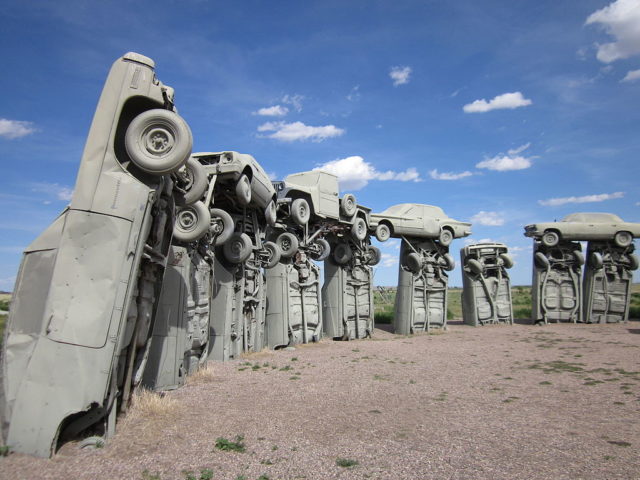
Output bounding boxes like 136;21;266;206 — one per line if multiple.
460;243;514;326
265;253;322;349
583;242;638;323
531;241;584;324
393;238;452;334
0;53;188;456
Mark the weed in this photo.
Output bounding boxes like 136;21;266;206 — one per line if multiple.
279;366;292;372
142;470;162;480
291;357;298;362
604;455;615;460
373;374;389;381
503;396;520;403
252;365;261;371
258;476;270;480
271;445;278;451
607;440;631;447
184;469;214;480
352;348;360;352
368;409;382;414
215;435;246;453
613;401;625;405
261;459;274;465
409;380;416;384
289;376;300;380
336;458;359;468
0;445;10;457
235;476;247;480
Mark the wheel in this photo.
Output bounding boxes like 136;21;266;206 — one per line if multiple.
442;253;456;271
209;208;234;246
223;232;253;264
499;253;514;269
235;174;252;205
375;223;391;242
573;250;585;266
628;254;639;271
351;217;367;241
614;231;633;248
173;201;211;243
310;238;331;261
333;243;353;265
466;258;483;275
175;157;208;206
265;199;277;227
589;252;603;269
366;245;381;266
291;198;310;226
438;228;453;246
125;109;192;175
276;232;299;258
541;230;560;247
79;436;106;450
406;252;422;273
263;241;282;269
340;193;357;216
534;251;550;269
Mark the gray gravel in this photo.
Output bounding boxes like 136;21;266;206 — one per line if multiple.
2;320;639;480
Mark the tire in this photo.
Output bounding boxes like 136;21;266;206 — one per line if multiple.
209;208;234;246
263;241;282;269
366;245;381;266
333;243;353;265
406;252;422;273
438;228;453;246
235;174;252;206
175;157;208;206
614;231;633;248
291;198;310;226
573;250;585;266
125;109;192;175
628;254;639;271
541;230;560;247
534;251;550;269
265;199;277;227
443;253;455;271
276;232;299;258
466;258;483;275
223;232;253;264
173;201;211;243
340;194;357;216
375;223;391;242
499;253;514;269
589;252;603;270
310;238;331;261
351;217;367;241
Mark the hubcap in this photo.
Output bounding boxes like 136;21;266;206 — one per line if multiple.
178;209;197;231
144;126;174;155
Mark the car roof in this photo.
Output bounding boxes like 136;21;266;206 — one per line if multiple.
561;212;623;223
380;203;446;216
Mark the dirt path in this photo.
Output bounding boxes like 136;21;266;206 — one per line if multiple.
2;321;639;480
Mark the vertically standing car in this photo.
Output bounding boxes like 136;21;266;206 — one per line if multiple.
0;53;192;457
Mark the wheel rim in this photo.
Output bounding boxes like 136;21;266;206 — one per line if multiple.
229;238;245;255
143;124;174;156
543;232;557;245
441;231;452;244
281;238;291;252
210;217;225;235
299;203;307;218
177;209;198;232
617;232;632;246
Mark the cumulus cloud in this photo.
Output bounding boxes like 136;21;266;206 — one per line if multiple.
0;118;36;139
257;121;344;142
429;169;474;181
390;66;412;86
476;143;534;171
282;94;304;112
31;182;74;201
622;69;640;82
470;211;505;226
463;92;532;113
253;105;288;116
538;191;625;207
314;155;421;191
585;0;640;63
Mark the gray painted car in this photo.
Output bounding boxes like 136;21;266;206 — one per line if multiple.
0;53;192;456
370;204;472;245
524;212;640;248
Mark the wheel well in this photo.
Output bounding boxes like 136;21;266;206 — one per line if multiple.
287;191;314;216
242;166;253;181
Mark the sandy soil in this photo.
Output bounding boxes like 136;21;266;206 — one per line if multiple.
2;320;639;480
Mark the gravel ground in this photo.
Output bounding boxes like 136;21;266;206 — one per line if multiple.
2;320;639;480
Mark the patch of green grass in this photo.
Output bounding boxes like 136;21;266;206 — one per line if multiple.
184;469;214;480
215;435;246;453
260;459;274;465
613;401;625;405
289;376;300;380
142;470;162;480
528;360;585;374
503;396;520;403
291;357;298;361
607;440;631;447
279;365;292;372
374;310;394;324
539;381;552;385
257;475;270;480
513;307;532;319
336;458;359;468
604;455;616;460
0;445;10;457
368;409;382;414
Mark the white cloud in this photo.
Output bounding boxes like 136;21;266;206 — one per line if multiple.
622;69;640;82
463;92;532;113
508;143;531;155
257;121;344;142
389;66;412;86
31;182;74;201
0;118;36;139
538;191;625;207
253;105;288;116
314;155;421;191
476;143;534;171
585;0;640;63
380;253;398;268
282;94;304;112
347;85;361;101
267;171;278;181
470;211;505;226
429;169;473;181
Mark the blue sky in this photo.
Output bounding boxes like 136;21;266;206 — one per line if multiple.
1;0;639;289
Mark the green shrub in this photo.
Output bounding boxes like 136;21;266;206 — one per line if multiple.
215;435;245;453
513;307;531;319
374;310;393;324
629;305;640;319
